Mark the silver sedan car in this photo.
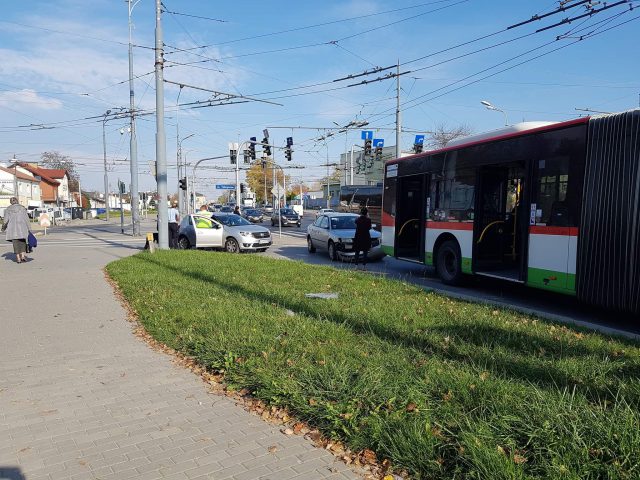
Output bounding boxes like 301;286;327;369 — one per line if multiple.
178;213;272;253
306;212;384;261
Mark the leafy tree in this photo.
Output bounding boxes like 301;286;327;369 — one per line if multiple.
426;124;473;150
245;159;289;204
41;151;80;190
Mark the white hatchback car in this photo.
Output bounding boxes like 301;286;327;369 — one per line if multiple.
315;208;334;219
178;213;272;253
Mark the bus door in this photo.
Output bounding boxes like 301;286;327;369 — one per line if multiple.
395;175;427;261
473;163;528;282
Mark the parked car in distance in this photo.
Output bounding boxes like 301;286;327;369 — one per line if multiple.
307;212;384;262
178;213;271;253
219;205;234;213
315;208;334;219
261;204;274;215
271;208;301;227
242;208;264;223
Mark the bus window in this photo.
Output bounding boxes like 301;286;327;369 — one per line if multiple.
535;156;570;226
431;168;475;222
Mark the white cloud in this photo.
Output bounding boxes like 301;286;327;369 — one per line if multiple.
0;89;63;110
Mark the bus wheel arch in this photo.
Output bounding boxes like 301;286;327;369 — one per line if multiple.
434;234;464;286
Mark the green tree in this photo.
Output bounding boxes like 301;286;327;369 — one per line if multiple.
245;159;289;204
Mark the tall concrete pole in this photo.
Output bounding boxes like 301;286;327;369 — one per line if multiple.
128;0;140;236
155;0;168;249
395;60;401;159
102;112;110;221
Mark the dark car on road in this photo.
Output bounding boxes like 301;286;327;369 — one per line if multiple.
271;208;301;227
242;208;264;223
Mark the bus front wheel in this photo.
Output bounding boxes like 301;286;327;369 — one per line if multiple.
436;240;463;285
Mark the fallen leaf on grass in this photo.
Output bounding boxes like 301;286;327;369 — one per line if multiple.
293;422;304;434
513;453;527;464
405;402;417;412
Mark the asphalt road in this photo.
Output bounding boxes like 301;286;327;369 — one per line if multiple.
264;213;639;339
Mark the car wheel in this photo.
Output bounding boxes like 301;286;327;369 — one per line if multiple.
178;236;191;250
328;241;338;261
436;240;463;285
307;236;316;253
225;237;240;253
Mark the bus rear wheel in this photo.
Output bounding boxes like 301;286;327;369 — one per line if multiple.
436;240;463;285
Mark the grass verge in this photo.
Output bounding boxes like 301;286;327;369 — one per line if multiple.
106;250;640;479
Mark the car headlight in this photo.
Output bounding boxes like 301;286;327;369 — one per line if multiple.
239;231;251;237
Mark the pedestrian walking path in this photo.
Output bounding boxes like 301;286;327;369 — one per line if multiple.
0;224;359;480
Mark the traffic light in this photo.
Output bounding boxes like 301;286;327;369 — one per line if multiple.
285;147;292;161
375;145;383;161
229;148;237;165
262;137;271;157
243;149;251;164
414;142;423;154
364;138;372;157
179;177;187;191
240;183;245;194
249;137;257;160
261;159;267;169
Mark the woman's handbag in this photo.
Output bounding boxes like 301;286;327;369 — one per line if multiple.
27;232;38;251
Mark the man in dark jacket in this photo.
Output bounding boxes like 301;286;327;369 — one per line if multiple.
353;207;372;270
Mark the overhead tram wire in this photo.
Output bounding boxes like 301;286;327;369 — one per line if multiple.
163;0;467;64
160;0;461;51
0;20;155;50
342;2;635;90
362;12;640;125
164;1;631;103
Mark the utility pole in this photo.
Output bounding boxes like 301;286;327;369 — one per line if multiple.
102;111;111;221
395;60;401;159
128;0;141;236
154;0;168;249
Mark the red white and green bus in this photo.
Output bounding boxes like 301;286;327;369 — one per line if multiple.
382;109;640;313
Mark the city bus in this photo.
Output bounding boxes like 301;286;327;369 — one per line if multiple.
339;185;382;230
382;109;640;313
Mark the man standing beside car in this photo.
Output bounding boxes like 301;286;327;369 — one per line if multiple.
353;207;372;270
168;201;180;249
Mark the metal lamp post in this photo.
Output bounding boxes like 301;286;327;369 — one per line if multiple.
102;110;112;221
481;100;508;126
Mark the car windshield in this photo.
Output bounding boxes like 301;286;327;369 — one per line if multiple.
246;210;260;215
330;216;357;230
280;209;296;215
213;214;251;226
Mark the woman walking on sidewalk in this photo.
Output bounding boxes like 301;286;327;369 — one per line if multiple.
2;197;31;263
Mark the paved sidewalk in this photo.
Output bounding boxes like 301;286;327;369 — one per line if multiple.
0;224;359;480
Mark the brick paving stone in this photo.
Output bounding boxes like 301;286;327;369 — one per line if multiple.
0;223;361;480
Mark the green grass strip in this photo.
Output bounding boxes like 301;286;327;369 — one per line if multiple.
107;251;640;479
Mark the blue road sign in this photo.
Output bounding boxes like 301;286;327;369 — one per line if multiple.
414;134;425;145
215;184;235;190
361;130;374;140
373;138;385;147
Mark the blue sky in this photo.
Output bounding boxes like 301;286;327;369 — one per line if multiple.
0;0;638;198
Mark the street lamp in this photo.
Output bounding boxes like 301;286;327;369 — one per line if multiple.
102;110;112;221
481;100;508;126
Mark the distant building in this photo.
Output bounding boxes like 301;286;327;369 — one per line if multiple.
14;163;72;206
0;164;41;207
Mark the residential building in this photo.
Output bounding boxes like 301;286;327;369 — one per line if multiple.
15;163;72;206
0;164;41;208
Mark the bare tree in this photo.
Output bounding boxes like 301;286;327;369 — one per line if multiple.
41;151;79;190
426;123;473;150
